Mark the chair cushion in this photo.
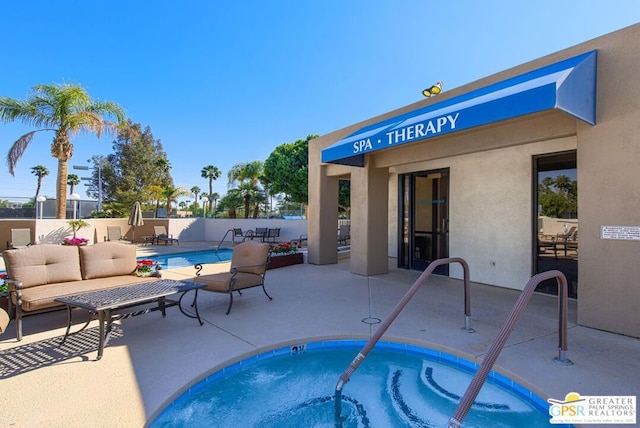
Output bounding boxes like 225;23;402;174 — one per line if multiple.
231;241;270;275
2;244;82;288
194;272;264;292
79;242;137;279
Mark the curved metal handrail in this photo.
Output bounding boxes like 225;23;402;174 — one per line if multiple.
447;270;571;428
215;229;235;250
334;257;472;424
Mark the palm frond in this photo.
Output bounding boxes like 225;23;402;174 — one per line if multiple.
0;98;39;124
90;101;126;124
7;131;37;175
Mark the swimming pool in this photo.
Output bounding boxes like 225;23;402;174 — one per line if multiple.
140;249;232;270
150;340;570;427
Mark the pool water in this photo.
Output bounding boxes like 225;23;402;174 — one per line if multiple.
151;340;568;428
139;249;233;270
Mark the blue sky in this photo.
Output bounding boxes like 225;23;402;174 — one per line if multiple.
1;2;639;203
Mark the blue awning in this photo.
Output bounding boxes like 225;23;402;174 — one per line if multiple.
322;50;597;166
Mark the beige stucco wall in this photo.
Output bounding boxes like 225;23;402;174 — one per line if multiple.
392;136;577;290
573;25;640;337
1;218;307;249
309;23;640;337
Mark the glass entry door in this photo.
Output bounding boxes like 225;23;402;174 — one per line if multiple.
399;169;449;275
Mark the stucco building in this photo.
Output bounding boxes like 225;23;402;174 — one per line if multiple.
308;23;640;338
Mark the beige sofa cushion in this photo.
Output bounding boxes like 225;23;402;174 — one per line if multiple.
2;244;82;288
79;242;137;279
17;275;158;312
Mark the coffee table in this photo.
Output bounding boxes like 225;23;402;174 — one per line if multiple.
55;279;205;360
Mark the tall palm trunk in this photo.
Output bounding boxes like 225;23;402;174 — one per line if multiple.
244;196;250;219
208;179;214;211
56;159;69;218
34;179;43;203
52;130;72;219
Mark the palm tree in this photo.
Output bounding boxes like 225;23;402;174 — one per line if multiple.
201;165;221;211
31;165;49;203
0;83;126;218
228;161;264;217
190;185;201;210
236;182;263;219
554;175;572;196
67;174;81;195
218;190;244;218
161;186;190;215
211;192;220;214
148;184;164;217
228;161;263;187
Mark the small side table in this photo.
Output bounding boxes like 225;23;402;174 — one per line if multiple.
142;236;156;246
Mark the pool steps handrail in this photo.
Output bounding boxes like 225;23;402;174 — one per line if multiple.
333;260;572;427
334;257;472;423
447;269;571;428
215;229;237;250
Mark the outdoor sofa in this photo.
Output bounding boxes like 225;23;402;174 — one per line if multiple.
2;241;160;340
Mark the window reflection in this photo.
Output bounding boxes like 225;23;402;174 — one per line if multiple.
535;152;578;298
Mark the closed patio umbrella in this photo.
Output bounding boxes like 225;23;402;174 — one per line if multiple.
128;202;144;243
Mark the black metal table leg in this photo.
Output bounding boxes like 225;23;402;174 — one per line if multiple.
159;296;166;317
60;305;73;345
97;310;106;360
179;289;203;326
60;306;92;345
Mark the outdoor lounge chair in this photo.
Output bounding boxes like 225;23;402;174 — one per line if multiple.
193;240;271;314
153;226;179;245
7;228;33;249
104;226;132;244
337;224;350;246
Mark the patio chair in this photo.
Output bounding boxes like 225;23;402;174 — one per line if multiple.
232;228;254;242
153;226;179;245
104;226;132;244
254;227;268;242
7;228;33;249
193;240;272;314
337;224;350;246
264;228;280;243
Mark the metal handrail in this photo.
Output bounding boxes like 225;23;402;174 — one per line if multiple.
215;229;235;250
447;270;571;428
334;257;472;424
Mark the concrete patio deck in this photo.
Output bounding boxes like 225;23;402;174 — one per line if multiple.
1;243;637;427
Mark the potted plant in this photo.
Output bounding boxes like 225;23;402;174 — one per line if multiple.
267;242;303;269
135;259;161;277
63;219;90;245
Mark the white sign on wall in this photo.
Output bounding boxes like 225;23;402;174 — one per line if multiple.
600;226;640;240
